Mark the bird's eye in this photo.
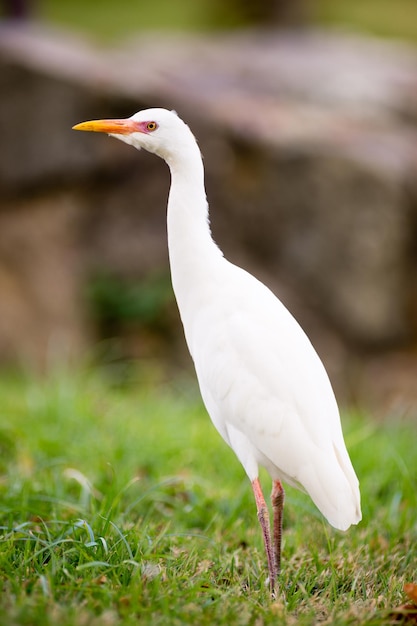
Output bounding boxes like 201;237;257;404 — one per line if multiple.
146;122;158;132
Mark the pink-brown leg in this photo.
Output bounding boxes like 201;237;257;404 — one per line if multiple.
251;478;276;593
271;479;285;576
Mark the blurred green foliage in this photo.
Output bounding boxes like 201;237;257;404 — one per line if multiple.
316;0;417;44
39;0;245;41
87;272;174;336
39;0;417;44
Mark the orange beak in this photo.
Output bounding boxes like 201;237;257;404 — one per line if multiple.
72;118;139;135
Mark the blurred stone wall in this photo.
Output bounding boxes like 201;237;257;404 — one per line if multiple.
0;23;416;408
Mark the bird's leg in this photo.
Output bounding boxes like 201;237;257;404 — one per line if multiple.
251;477;276;593
271;479;285;576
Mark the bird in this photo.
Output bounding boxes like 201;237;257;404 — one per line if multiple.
73;108;361;593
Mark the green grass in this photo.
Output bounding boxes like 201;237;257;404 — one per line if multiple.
0;368;416;625
35;0;417;44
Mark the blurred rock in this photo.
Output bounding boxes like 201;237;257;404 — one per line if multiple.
0;23;416;407
0;190;86;369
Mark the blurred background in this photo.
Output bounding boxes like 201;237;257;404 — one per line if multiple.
1;0;417;412
3;0;417;42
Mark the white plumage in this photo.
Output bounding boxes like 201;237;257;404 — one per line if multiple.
73;108;361;592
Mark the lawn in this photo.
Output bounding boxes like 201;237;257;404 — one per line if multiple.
0;368;416;625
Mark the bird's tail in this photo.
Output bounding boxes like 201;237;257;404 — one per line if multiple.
299;443;361;531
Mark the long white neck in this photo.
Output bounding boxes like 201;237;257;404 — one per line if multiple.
166;142;223;320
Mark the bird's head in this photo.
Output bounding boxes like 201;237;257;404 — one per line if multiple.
73;108;198;165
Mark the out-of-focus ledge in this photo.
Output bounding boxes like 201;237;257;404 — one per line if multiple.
1;22;417;161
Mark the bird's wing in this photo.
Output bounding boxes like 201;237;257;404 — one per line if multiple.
190;262;341;448
188;262;361;528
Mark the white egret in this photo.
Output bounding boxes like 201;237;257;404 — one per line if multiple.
73;108;361;592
